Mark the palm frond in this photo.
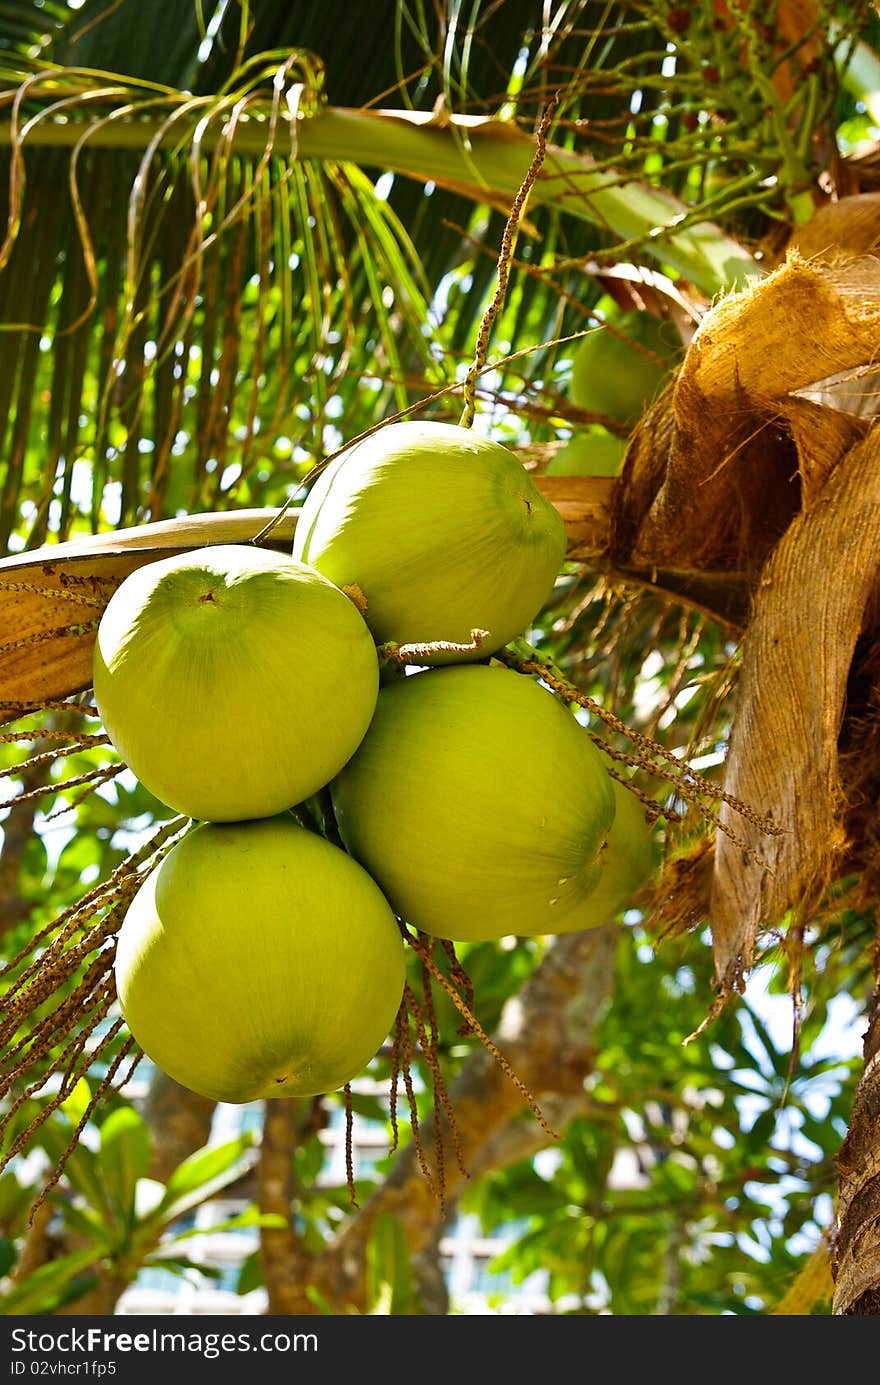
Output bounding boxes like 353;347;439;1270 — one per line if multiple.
0;65;446;551
0;0;873;564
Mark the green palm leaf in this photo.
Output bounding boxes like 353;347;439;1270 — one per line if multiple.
0;0;867;564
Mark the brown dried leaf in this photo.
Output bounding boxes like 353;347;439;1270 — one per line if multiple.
617;251;880;577
710;424;880;994
784;192;880;264
0;510;297;713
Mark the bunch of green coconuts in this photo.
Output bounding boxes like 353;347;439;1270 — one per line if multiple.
94;419;656;1108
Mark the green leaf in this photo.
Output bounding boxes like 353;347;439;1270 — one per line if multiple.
37;1120;116;1231
0;1171;31;1230
47;1196;114;1249
141;1255;223;1280
152;1134;256;1226
365;1211;417;1315
98;1106;151;1228
236;1249;263;1297
0;1247;101;1315
0;1237;16;1278
167;1208;287;1243
60;1077;93;1129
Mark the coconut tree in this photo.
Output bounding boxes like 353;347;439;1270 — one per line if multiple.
1;0;879;1316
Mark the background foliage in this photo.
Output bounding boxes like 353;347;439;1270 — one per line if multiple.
0;0;878;1316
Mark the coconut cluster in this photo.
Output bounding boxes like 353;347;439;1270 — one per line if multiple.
94;420;655;1105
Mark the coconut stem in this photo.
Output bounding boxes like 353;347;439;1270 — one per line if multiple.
458;93;560;431
376;629;489;666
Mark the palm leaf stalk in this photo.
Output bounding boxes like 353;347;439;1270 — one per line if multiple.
0;71;759;297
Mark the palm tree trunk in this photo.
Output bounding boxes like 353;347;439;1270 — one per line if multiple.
142;1070;216;1184
257;1099;316;1315
833;977;880;1313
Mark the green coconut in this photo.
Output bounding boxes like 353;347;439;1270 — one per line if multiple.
330;663;617;942
115;817;406;1103
570;310;678;425
551;769;656;932
93;544;379;822
292;420;567;661
545;430;628;476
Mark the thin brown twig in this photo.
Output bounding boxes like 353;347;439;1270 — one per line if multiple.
402;925;556;1139
459;91;561;429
